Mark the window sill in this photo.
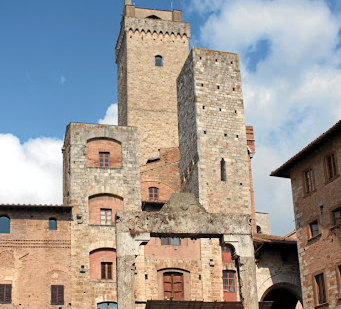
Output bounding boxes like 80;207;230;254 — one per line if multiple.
307;233;322;244
303;190;317;199
90;280;116;284
315;302;329;308
330;223;341;231
325;174;340;185
88;224;115;227
86;166;122;170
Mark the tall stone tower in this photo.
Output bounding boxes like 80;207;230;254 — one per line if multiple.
178;48;252;215
115;2;190;165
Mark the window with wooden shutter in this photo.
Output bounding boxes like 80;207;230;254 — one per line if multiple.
0;284;11;304
163;272;184;301
51;285;64;305
101;262;113;280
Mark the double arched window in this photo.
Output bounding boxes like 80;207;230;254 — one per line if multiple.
0;216;10;234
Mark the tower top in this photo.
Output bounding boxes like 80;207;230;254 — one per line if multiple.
124;0;132;5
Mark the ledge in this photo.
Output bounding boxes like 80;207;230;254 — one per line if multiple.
330;223;341;231
315;302;329;309
325;174;340;185
307;233;322;244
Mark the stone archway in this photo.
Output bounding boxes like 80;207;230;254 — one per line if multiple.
262;283;303;309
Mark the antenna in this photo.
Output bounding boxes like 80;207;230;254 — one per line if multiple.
171;1;173;10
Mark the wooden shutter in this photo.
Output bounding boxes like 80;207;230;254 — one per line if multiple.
173;274;184;300
5;285;11;303
51;285;57;305
57;285;64;305
107;263;112;280
0;285;5;302
101;263;106;279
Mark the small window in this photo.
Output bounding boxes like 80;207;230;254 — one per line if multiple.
257;225;262;234
309;221;319;238
337;265;341;294
314;273;327;305
332;208;341;226
0;216;10;234
304;168;316;194
325;153;338;180
221;158;226;181
149;187;159;201
51;285;64;305
155;55;163;67
161;237;180;246
101;262;113;280
99;152;110;168
163;272;184;300
223;270;237;301
0;284;12;304
49;218;57;230
100;209;112;225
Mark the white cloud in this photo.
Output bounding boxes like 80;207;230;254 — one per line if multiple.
0;134;63;205
98;103;118;125
189;0;341;235
60;75;66;85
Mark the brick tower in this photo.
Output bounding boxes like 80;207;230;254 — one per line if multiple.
115;2;190;165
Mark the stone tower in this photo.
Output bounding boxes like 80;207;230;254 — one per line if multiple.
178;48;252;215
115;2;190;164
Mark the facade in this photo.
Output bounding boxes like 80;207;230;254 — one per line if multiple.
272;120;341;309
0;1;302;309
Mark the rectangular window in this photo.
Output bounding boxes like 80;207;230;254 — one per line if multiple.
149;187;158;201
51;285;64;305
223;270;237;301
314;273;327;305
161;237;180;246
100;209;112;225
99;152;110;168
309;221;319;238
332;208;341;226
101;262;113;280
304;168;316;194
326;153;338;180
0;284;11;304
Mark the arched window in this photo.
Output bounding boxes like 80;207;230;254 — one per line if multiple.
221;158;226;181
89;248;116;281
163;272;184;300
0;216;10;234
221;244;234;264
49;218;57;230
97;303;117;309
155;55;163;67
149;187;159;201
257;225;262;234
147;15;161;20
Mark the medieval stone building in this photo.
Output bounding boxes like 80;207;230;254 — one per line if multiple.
0;1;302;308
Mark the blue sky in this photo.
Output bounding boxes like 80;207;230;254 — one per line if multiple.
1;0;341;235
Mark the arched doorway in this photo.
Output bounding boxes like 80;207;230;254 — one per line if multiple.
262;283;303;309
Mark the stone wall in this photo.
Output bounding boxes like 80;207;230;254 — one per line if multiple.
63;122;141;309
116;5;190;165
178;48;252;215
288;132;341;309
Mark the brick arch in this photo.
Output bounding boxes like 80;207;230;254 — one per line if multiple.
88;194;123;225
258;273;302;302
87;186;125;200
89;248;116;282
89;241;115;253
95;296;117;305
141;181;175;202
87;137;122;168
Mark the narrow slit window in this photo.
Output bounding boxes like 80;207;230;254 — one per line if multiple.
221;158;226;181
155;55;163;67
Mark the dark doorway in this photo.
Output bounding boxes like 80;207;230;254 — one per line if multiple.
263;286;302;309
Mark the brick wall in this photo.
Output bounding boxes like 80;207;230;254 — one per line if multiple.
289;133;341;308
0;206;71;308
